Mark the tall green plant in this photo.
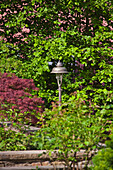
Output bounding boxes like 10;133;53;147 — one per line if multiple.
37;92;112;169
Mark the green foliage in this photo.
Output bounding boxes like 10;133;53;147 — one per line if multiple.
0;111;44;151
91;131;113;170
0;125;27;151
0;2;113;166
0;0;113;107
36;93;112;169
0;113;28;151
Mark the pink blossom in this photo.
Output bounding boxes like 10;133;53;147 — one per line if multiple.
13;32;22;38
103;19;108;26
22;26;30;33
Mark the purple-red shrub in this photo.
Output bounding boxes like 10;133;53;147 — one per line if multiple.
0;72;44;125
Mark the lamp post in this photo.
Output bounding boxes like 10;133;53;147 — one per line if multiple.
51;61;68;107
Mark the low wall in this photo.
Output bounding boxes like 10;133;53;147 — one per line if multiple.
0;149;96;170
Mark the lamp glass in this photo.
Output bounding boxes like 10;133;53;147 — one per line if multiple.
56;73;63;87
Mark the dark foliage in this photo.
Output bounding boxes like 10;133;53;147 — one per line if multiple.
0;72;44;125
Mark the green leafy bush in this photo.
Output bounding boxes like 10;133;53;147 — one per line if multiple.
0;111;45;151
0;124;27;151
91;131;113;170
36;93;112;169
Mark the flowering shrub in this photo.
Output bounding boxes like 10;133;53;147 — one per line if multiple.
0;72;44;125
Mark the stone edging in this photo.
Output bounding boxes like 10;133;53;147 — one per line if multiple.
0;149;97;169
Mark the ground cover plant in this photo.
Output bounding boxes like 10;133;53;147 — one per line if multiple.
0;120;29;151
0;112;44;151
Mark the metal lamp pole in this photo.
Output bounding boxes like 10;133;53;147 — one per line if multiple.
51;61;68;107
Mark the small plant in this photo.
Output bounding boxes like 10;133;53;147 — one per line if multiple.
90;130;113;170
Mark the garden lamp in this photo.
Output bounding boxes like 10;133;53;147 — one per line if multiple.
51;61;68;107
